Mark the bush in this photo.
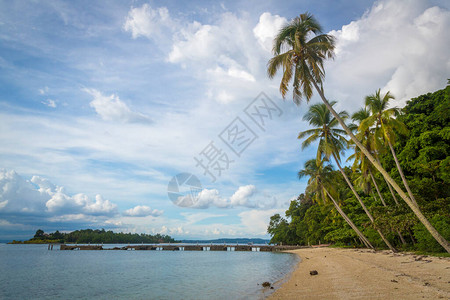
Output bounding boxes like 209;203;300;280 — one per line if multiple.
413;214;450;252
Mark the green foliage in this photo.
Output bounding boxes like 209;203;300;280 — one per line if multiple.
19;229;178;244
414;215;450;252
268;86;450;252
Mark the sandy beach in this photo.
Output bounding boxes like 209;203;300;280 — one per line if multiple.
268;247;450;299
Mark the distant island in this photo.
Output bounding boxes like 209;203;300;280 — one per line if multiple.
10;229;178;244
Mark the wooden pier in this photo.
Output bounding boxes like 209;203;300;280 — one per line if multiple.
59;244;307;252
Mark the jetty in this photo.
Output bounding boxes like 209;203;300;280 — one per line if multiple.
59;244;308;251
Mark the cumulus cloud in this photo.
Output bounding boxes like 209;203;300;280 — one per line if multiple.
253;12;287;52
165;12;266;103
174;184;278;209
123;205;163;217
0;169;118;218
327;0;450;109
230;185;256;207
84;88;151;123
123;4;174;39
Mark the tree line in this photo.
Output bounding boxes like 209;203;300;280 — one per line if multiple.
13;229;178;244
266;13;449;253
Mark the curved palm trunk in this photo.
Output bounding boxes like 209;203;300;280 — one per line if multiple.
369;171;386;206
370;170;407;245
386;178;400;206
387;140;419;208
312;80;450;253
323;187;373;249
375;157;400;206
331;153;397;252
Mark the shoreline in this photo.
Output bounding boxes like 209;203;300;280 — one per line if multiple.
268;247;450;299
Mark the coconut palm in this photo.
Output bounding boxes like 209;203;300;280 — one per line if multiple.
361;89;418;208
350;108;389;206
351;108;407;245
298;159;373;248
267;13;449;252
299;102;396;251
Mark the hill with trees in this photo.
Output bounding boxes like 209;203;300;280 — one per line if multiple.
11;229;178;244
267;86;450;253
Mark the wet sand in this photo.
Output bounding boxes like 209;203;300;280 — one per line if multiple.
268;247;450;299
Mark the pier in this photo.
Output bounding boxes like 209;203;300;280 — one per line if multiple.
59;244;307;251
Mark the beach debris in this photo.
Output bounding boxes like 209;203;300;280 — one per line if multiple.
391;279;398;283
310;270;318;276
424;282;430;286
270;287;274;289
262;282;271;288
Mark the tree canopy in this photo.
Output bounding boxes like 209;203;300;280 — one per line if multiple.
268;86;450;253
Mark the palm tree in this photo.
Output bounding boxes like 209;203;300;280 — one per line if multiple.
298;159;373;248
361;89;418;208
350;108;390;207
267;13;450;252
351;108;407;245
299;102;396;251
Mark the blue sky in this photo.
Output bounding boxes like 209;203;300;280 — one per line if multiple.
0;0;449;241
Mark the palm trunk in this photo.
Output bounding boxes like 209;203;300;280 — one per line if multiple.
386;178;400;206
387;140;419;208
375;157;400;206
312;80;450;253
323;187;373;249
375;157;401;206
370;171;386;206
331;153;396;252
370;171;406;245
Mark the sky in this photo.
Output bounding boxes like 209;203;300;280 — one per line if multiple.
0;0;449;241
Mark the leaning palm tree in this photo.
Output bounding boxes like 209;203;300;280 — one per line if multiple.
351;108;407;245
361;89;418;208
267;13;449;252
299;102;396;251
299;159;373;248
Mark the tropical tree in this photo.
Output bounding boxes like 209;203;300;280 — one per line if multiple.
298;159;373;248
267;12;450;252
299;102;396;251
361;89;418;208
350;108;400;206
351;108;407;245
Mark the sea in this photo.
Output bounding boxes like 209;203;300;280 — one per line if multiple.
0;243;298;299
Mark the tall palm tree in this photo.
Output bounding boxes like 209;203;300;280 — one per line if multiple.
267;13;449;252
299;103;396;251
299;159;373;248
351;108;407;245
361;89;418;208
350;108;389;207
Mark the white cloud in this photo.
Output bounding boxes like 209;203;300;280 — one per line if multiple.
84;88;151;123
230;185;256;207
253;12;287;52
175;188;229;209
326;0;450;109
0;169;118;217
123;4;174;39
123;205;163;217
166;12;268;103
173;184;281;209
41;99;56;108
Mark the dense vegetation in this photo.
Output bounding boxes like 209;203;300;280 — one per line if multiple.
11;229;178;244
266;12;449;253
267;87;450;252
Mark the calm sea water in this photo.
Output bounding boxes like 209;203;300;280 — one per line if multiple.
0;244;298;299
